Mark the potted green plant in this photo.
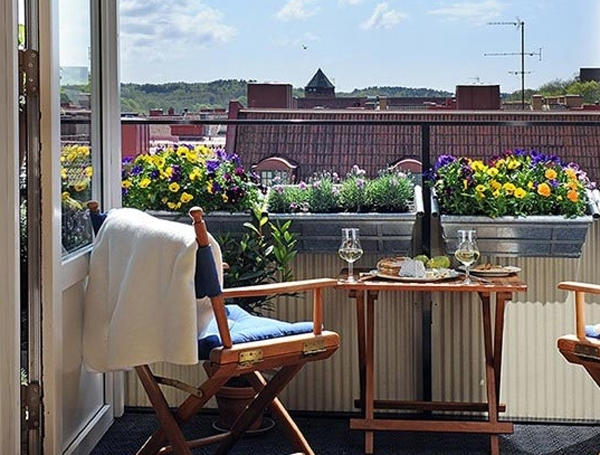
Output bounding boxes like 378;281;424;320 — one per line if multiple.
266;165;424;255
427;149;598;257
213;203;298;432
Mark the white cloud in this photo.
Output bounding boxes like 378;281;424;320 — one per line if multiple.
120;0;237;54
427;0;507;25
338;0;366;5
361;3;407;30
276;0;319;21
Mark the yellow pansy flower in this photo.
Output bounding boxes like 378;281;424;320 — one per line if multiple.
567;190;579;202
85;166;93;177
470;160;487;172
180;192;193;203
507;158;521;170
168;182;180;193
139;178;151;189
545;168;558;180
490;180;501;191
122;180;132;189
514;188;526;199
502;182;516;194
537;183;551;197
186;150;198;163
487;167;499;177
176;145;190;157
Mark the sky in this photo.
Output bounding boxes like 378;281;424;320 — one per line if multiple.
116;0;600;93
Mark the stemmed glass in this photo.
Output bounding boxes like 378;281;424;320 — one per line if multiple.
454;229;480;284
338;228;363;282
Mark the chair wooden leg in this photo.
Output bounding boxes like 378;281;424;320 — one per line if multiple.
214;364;305;455
583;365;600;388
134;365;192;455
246;371;315;455
137;369;230;455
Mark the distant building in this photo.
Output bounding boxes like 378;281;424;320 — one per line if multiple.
455;85;501;110
580;67;600;83
60;66;89;85
304;68;335;98
296;68;454;110
247;83;294;108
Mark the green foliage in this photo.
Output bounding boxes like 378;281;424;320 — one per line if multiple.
429;150;594;218
538;78;573;96
338;166;368;212
218;205;298;315
365;170;413;212
566;80;600;104
340;86;453;98
306;171;340;213
268;165;415;214
506;77;600;105
120;79;248;113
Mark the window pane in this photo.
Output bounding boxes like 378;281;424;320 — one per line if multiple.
59;0;93;254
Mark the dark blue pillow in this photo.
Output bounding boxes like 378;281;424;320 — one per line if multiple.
198;305;314;359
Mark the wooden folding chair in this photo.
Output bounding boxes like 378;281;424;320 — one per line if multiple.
557;281;600;387
87;203;340;455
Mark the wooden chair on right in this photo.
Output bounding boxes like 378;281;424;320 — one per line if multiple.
557;281;600;387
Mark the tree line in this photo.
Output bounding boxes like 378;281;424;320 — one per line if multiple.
117;78;600;115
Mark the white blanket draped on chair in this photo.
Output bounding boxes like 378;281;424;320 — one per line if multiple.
82;208;222;373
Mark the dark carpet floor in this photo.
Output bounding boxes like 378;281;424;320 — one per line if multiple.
91;411;600;455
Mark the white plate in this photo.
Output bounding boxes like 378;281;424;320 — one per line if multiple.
460;265;521;277
375;268;460;282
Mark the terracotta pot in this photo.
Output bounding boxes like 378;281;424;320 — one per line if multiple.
215;385;263;431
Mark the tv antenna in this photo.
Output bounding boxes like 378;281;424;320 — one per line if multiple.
484;19;542;110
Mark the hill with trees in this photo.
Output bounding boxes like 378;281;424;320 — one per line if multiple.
120;79;249;114
118;78;600;114
119;80;454;114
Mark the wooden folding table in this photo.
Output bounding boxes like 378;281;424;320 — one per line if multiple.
337;273;527;455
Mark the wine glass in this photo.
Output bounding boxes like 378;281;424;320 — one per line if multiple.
338;228;363;282
454;229;480;284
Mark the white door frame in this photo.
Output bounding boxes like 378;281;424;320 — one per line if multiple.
39;0;122;453
0;0;21;452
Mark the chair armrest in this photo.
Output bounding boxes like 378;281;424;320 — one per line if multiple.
558;281;600;295
222;278;337;299
223;278;338;336
558;281;600;340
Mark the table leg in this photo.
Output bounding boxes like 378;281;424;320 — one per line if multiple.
481;293;500;455
494;293;510;401
354;291;366;414
364;290;377;454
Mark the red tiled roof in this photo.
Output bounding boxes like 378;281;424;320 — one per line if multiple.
230;109;600;183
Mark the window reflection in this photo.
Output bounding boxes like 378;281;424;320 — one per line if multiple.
59;0;93;254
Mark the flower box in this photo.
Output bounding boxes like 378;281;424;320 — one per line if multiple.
440;214;594;258
271;211;422;254
429;150;600;258
270;185;424;254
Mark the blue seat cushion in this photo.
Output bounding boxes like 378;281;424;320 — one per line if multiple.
198;305;314;360
585;324;600;339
